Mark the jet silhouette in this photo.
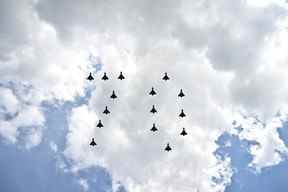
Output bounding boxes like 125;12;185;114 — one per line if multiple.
165;143;172;151
179;109;186;118
96;120;104;128
103;106;110;114
180;128;187;136
162;72;170;81
149;87;157;96
118;71;125;80
102;72;109;80
150;123;158;132
87;72;94;81
90;138;97;146
178;89;185;97
150;105;157;114
110;90;117;99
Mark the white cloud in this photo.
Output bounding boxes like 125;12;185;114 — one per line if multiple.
50;141;58;153
1;0;288;191
0;87;45;148
0;0;95;103
36;0;288;191
0;87;19;115
231;113;288;170
66;65;231;192
79;178;89;192
0;120;18;144
0;0;95;146
65;105;104;167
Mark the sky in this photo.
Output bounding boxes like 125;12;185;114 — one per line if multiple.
1;0;288;192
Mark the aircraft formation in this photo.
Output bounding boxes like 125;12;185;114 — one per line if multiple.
87;71;188;151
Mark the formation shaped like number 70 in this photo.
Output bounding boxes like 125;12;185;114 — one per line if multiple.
87;71;188;151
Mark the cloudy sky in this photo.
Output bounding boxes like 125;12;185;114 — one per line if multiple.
1;0;288;191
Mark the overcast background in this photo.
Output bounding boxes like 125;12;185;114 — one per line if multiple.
1;0;288;192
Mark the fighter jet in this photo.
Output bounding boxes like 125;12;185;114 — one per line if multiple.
180;128;187;136
118;71;125;80
149;87;157;96
103;106;110;114
178;89;185;97
96;120;104;128
110;90;117;99
179;109;186;118
90;138;97;146
87;72;94;81
102;72;109;80
150;123;158;132
150;105;157;114
162;72;170;81
165;143;172;151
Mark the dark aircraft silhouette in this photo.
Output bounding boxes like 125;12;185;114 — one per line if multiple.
90;138;97;146
165;143;172;151
103;106;110;114
162;72;170;81
150;123;158;132
110;90;117;99
149;87;157;96
179;109;186;118
87;72;94;81
150;105;157;114
180;128;187;136
118;71;125;80
96;120;103;128
178;89;185;97
102;72;109;80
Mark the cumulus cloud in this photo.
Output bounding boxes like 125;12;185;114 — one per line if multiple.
35;0;288;117
43;0;288;191
0;87;19;115
79;178;89;192
231;113;288;169
65;49;233;192
1;0;288;191
0;0;95;146
0;87;45;148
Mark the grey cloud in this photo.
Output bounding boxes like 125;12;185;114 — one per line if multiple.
35;0;286;79
206;2;286;75
35;0;180;41
0;0;34;60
